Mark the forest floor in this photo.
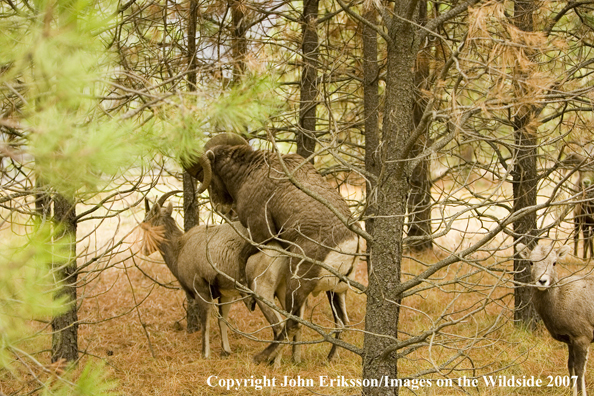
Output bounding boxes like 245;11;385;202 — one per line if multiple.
2;177;591;395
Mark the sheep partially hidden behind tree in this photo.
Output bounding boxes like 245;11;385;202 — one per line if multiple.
574;170;594;259
140;191;308;366
517;242;594;396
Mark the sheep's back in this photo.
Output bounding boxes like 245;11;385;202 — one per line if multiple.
232;151;355;245
177;222;250;292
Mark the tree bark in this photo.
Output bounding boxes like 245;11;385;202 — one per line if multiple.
362;5;418;394
407;3;433;252
183;172;201;333
51;194;78;363
363;7;380;237
35;178;50;229
296;0;319;162
511;0;539;329
230;0;248;82
185;0;201;333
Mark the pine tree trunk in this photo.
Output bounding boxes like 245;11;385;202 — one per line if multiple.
185;0;201;333
35;179;50;226
183;172;201;333
230;0;247;82
407;2;432;252
297;0;319;162
363;7;380;237
362;9;417;394
512;0;539;329
51;194;78;363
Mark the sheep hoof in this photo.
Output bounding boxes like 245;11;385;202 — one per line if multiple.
247;298;256;311
253;352;269;365
173;321;184;332
220;350;231;357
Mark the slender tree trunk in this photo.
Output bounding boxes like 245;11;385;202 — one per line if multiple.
511;0;538;329
297;0;319;162
407;2;433;252
362;7;418;394
35;178;50;227
185;0;201;333
183;173;201;333
230;0;247;82
51;195;78;363
363;7;380;237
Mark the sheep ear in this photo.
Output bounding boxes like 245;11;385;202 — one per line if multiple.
165;202;173;216
557;245;571;259
516;243;530;260
144;198;151;214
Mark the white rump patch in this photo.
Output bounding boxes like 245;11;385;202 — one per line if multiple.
311;237;359;296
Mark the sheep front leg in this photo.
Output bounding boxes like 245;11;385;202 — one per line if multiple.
568;343;578;396
200;302;212;359
192;287;214;359
575;217;581;257
586;226;594;260
568;343;576;377
218;295;234;357
571;338;589;396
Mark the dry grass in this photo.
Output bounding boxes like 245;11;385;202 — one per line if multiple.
4;245;589;396
2;178;593;396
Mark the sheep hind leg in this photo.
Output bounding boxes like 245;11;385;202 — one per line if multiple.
217;295;234;357
253;291;285;368
326;291;349;362
253;298;307;365
291;304;305;364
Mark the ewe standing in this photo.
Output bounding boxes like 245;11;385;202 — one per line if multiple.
517;242;594;396
140;191;291;361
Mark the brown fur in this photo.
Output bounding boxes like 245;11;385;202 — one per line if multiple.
141;198;307;364
186;138;358;364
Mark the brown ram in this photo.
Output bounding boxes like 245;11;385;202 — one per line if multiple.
184;133;359;364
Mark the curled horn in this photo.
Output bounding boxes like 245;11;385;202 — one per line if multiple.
203;132;249;151
156;190;183;207
184;133;249;195
187;154;212;195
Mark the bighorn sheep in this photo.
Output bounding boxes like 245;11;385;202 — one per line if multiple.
184;133;359;364
517;242;594;396
140;191;302;365
574;170;594;259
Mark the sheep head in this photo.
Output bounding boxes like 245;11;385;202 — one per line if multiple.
140;190;182;255
517;243;571;291
183;133;250;214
